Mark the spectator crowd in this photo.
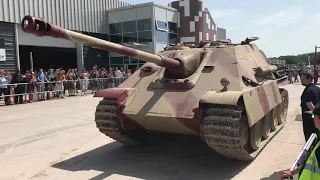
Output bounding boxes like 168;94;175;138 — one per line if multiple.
0;66;134;106
285;65;319;84
3;64;317;106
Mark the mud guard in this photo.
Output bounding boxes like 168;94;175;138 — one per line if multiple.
199;90;243;105
199;81;282;127
94;88;135;103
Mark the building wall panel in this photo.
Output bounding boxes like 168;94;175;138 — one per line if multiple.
216;27;226;40
122;9;137;22
154;6;167;21
137;6;152;20
19;0;24;23
14;0;20;23
108;11;122;24
9;0;15;22
49;0;53;24
17;24;76;48
0;0;131;33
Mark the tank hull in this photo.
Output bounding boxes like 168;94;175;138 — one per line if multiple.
18;15;289;161
93;44;289;161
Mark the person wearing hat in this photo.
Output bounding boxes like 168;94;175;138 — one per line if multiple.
281;102;320;180
300;72;320;141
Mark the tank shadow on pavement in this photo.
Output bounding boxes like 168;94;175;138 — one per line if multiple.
52;134;251;180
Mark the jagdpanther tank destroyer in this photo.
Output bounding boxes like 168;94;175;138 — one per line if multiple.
21;15;289;161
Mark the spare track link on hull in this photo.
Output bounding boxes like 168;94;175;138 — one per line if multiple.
202;90;289;161
95;99;140;146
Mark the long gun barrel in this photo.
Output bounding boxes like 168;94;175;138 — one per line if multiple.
21;15;181;70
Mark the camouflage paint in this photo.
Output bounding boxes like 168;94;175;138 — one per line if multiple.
21;15;290;161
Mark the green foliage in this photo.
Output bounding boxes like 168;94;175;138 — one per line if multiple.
269;52;320;65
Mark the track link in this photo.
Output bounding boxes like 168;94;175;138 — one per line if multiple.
94;99;140;146
201;89;289;161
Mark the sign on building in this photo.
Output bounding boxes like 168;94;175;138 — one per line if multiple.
0;49;5;61
216;27;227;40
0;39;5;61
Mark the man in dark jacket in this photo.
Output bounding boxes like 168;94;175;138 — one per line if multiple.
300;72;320;141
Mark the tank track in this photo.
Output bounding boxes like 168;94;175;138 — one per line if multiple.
201;89;289;161
94;99;140;146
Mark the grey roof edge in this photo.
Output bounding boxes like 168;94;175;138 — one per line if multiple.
107;1;178;12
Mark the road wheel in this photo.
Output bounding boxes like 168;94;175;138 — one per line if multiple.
262;112;271;139
250;121;262;150
271;108;278;131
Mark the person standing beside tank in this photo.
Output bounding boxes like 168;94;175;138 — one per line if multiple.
11;70;27;104
113;67;121;87
0;70;11;105
300;72;320;141
37;68;48;101
294;66;299;83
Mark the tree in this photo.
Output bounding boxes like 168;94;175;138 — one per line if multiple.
270;52;320;65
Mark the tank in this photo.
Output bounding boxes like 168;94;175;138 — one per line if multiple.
21;15;289;161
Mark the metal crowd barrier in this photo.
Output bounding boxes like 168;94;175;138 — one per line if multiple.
0;77;128;105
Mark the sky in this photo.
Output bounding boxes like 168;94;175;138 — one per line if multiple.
124;0;320;57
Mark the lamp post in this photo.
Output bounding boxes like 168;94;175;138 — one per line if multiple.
314;46;320;84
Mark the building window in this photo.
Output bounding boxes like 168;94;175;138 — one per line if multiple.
168;22;178;44
124;56;130;64
155;30;168;43
110;34;122;43
130;57;139;63
138;31;152;43
168;22;177;34
156;19;169;32
109;23;122;34
108;18;153;69
137;19;151;31
122;21;136;33
110;52;123;57
110;56;124;64
123;32;137;43
169;33;178;44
